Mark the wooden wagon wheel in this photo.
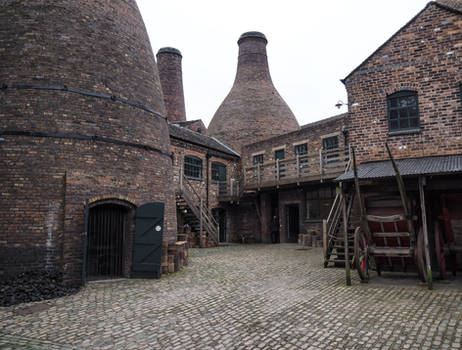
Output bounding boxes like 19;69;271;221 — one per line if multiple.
354;226;369;282
434;220;446;280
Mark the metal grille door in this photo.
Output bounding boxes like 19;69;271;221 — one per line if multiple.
87;204;126;279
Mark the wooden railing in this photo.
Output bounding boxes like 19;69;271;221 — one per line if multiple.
179;169;219;244
244;147;350;189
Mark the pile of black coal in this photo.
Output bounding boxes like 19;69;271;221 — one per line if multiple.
0;270;79;307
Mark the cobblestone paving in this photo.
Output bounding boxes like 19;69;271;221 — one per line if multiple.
1;244;462;349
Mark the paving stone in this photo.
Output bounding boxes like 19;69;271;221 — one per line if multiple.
0;244;461;349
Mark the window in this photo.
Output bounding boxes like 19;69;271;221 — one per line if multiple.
184;155;202;180
306;187;335;220
211;162;227;182
294;143;308;156
294;143;308;169
322;136;339;165
274;149;286;178
322;136;338;150
387;90;420;132
253;154;264;165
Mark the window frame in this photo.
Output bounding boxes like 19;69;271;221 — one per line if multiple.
294;143;308;156
211;162;227;183
387;90;420;134
184;155;203;180
253;154;264;165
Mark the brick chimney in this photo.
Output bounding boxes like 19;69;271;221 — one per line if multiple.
156;47;187;123
208;31;299;153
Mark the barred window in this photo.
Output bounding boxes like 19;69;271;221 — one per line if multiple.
294;143;308;156
322;136;338;150
184;155;202;180
211;162;227;182
253;154;264;165
387;90;420;132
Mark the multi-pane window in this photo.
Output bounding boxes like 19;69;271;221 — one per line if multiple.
306;187;335;220
322;136;339;165
253;154;264;165
184;155;202;180
387;90;419;132
322;136;338;150
211;162;227;182
294;143;308;170
294;143;308;156
274;149;286;178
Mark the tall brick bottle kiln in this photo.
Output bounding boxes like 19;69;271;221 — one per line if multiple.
0;0;177;285
208;31;299;152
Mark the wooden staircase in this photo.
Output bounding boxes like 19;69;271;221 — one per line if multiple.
323;190;355;267
177;170;219;246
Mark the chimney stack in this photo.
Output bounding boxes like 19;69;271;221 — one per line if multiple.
156;47;187;123
208;31;299;153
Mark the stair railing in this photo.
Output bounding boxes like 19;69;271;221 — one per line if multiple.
179;167;219;244
323;147;352;262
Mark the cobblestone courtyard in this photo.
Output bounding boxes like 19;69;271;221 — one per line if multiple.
1;244;461;349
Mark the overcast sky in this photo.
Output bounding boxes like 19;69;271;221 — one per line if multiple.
138;0;430;127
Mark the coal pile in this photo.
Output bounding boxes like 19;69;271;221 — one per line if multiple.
0;270;79;307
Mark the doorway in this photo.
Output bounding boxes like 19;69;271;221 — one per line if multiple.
87;203;128;280
286;204;299;243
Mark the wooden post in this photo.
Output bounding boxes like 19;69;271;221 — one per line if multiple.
276;159;280;182
319;149;323;182
322;219;327;259
200;197;203;248
341;185;351;286
257;164;261;189
385;143;415;244
352;147;372;243
418;176;433;290
296;154;300;179
179;165;183;192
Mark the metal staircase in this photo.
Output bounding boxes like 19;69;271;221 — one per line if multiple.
177;171;219;246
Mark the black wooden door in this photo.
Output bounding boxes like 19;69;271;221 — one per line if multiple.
132;202;164;278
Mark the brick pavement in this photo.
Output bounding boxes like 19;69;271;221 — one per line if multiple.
0;244;461;349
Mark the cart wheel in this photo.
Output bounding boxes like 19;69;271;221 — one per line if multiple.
354;227;369;282
434;221;446;280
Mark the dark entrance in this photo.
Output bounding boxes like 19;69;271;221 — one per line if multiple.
218;209;227;243
87;203;128;280
286;204;299;243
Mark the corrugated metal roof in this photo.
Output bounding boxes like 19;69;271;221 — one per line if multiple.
337;154;462;181
169;123;240;157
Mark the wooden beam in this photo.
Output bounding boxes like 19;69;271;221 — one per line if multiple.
340;184;351;286
418;176;433;290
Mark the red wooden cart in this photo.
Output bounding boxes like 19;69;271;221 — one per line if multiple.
434;193;462;279
351;144;433;289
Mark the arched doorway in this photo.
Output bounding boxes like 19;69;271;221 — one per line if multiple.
86;200;133;280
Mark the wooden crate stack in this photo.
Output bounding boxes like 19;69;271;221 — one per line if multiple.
161;240;189;275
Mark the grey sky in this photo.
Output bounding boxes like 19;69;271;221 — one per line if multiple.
137;0;430;127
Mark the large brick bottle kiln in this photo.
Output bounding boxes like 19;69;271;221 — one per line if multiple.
0;0;177;286
208;31;299;152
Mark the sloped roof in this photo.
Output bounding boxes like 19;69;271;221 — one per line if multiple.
337;154;462;181
342;1;462;83
168;123;239;157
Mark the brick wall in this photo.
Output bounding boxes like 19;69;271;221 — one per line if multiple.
0;0;177;285
344;3;462;164
242;113;347;169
